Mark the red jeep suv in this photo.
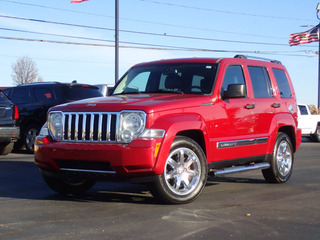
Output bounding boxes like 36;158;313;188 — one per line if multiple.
34;55;301;204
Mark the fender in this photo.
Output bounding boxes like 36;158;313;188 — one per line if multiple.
149;113;210;175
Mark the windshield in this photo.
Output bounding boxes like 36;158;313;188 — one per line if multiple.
113;63;218;95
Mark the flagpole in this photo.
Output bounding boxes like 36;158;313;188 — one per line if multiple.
317;3;320;112
318;34;320;111
115;0;119;84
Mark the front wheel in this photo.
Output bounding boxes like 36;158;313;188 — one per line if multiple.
42;174;96;196
262;132;294;183
149;136;208;204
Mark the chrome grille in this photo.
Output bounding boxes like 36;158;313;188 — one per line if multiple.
62;112;119;142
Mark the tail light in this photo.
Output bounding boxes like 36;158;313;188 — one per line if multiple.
13;104;19;120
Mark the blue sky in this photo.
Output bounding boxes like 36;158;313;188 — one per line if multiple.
0;0;320;104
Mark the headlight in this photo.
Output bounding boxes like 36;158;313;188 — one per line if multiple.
119;111;146;143
39;123;49;137
48;112;63;141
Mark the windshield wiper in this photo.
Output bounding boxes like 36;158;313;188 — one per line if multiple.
147;89;184;94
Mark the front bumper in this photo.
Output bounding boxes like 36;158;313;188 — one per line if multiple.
34;136;163;179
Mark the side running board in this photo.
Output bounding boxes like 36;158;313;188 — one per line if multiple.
210;162;270;176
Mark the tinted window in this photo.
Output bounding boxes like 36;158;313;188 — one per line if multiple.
62;86;103;101
221;65;246;95
0;92;8;102
299;105;308;115
10;88;32;104
34;88;56;102
2;88;11;98
248;66;273;98
272;69;292;98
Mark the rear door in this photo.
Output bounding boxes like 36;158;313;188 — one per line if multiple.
246;65;278;155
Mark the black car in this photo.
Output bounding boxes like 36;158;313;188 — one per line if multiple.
0;90;19;155
3;81;103;153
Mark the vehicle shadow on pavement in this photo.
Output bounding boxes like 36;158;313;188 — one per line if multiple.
0;159;268;205
0;160;157;205
207;175;266;184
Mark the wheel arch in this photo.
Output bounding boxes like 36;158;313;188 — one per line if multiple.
268;113;300;153
151;114;210;175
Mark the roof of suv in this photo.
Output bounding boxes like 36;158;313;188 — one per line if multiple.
11;81;98;88
133;55;283;67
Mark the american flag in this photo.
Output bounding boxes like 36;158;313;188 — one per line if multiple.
71;0;88;3
289;24;320;46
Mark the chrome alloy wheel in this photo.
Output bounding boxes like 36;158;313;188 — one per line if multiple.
164;147;201;196
26;128;39;152
276;140;292;177
316;127;320;140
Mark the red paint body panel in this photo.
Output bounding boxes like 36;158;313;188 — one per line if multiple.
34;57;301;179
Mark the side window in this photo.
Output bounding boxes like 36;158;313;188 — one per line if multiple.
34;88;56;102
248;66;273;98
10;88;31;104
272;68;293;98
221;65;246;96
298;105;308;115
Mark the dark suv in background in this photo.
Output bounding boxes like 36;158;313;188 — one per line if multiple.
0;90;19;155
3;82;103;153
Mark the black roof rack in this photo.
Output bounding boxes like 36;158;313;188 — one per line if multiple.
234;55;282;64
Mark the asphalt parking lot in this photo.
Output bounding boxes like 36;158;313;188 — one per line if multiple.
0;141;319;240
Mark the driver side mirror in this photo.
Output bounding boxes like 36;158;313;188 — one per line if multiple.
223;84;246;99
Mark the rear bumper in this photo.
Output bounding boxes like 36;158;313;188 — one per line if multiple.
0;127;19;143
34;136;162;179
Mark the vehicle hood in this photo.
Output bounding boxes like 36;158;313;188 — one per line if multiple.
51;94;212;114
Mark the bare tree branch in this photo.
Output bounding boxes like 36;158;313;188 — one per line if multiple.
11;56;43;85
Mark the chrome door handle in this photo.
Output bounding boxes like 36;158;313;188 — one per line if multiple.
245;104;255;109
272;103;281;108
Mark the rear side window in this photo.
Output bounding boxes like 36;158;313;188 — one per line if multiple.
248;66;273;98
298;105;308;115
34;88;56;102
221;65;246;95
272;69;293;98
10;88;32;104
62;86;103;101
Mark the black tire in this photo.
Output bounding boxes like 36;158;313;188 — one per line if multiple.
312;125;320;142
42;174;96;196
262;132;294;183
149;136;208;204
0;143;14;155
23;123;41;153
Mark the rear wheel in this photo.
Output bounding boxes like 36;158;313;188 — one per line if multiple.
312;125;320;142
23;124;41;153
149;136;207;204
0;143;14;155
262;132;293;183
42;174;96;196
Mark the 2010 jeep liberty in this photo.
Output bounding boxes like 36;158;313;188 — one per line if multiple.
34;55;302;204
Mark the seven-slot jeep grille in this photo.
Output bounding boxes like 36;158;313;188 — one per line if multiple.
62;112;119;142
